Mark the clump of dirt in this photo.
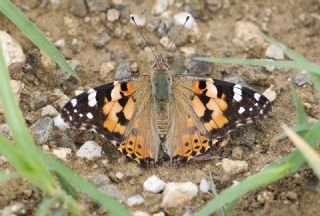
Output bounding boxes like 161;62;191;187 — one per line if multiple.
1;0;320;215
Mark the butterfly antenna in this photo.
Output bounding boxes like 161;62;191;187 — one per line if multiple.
130;15;158;62
165;16;190;58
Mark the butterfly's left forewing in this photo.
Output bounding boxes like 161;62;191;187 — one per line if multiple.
60;76;160;163
167;75;272;161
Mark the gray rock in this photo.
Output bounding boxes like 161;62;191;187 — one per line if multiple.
173;12;196;29
69;0;88;17
265;44;284;60
127;194;145;207
31;91;49;110
41;105;59;117
199;178;210;193
30;117;54;145
151;0;168;15
89;173;111;187
130;14;146;27
205;0;222;13
86;0;110;12
231;146;244;160
94;30;111;48
293;72;311;86
76;140;102;159
115;61;132;79
56;133;74;149
54;39;65;48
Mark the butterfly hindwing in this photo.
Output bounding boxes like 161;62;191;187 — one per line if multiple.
170;76;271;160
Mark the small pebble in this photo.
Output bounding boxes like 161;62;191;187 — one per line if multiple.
100;184;126;202
221;158;248;175
173;12;196;29
0;203;26;216
94;30;111;48
115;172;124;180
41;105;59;117
180;46;196;56
130;14;146;27
53;114;69;131
0;124;12;139
127;194;145;207
51;147;71;160
115;61;132;79
151;0;169;15
31;91;49;110
159;36;171;49
199;179;210;193
265;44;284;60
161;182;198;208
257;191;274;203
107;8;120;22
263;86;277;102
54;39;66;48
232;146;244;160
293;72;311;86
0;30;26;72
86;0;110;12
69;0;87;17
76;140;102;159
133;211;150;216
143;175;166;193
205;0;222;13
30;117;54;145
100;61;115;79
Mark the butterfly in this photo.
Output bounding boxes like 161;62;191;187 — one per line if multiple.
58;52;271;165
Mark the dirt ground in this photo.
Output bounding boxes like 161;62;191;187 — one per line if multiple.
1;0;320;215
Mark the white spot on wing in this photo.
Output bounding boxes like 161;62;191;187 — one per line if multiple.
87;112;93;119
74;109;77;113
249;107;253;111
79;113;83;117
235;84;242;89
254;93;261;101
69;116;73;121
233;87;242;96
233;94;242;102
238;107;245;114
70;99;77;107
88;90;97;107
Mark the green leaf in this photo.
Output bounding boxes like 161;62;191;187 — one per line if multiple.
55;171;79;200
0;0;79;80
282;124;320;179
0;41;56;194
35;197;56;216
291;86;308;125
272;122;315;141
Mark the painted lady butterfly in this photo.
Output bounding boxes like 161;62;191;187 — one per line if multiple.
57;17;272;165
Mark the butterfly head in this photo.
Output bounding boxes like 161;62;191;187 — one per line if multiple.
153;55;169;71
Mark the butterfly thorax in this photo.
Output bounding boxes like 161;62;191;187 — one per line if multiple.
151;56;172;138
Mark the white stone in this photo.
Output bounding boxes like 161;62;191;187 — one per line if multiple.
53;114;69;131
159;36;171;48
130;14;146;27
151;0;169;15
221;158;248;175
133;211;150;216
199;179;210;193
107;8;120;22
173;12;196;29
127;194;145;207
265;44;284;60
180;46;196;56
76;141;102;159
0;80;24;113
54;39;65;48
52;147;71;160
263;86;277;102
41;105;59;117
143;175;166;193
161;182;198;208
152;212;165;216
0;30;26;72
116;172;124;180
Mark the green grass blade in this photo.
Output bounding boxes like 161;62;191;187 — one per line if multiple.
44;155;132;216
0;0;79;80
55;171;79;200
0;171;18;183
282;124;320;178
35;197;57;216
308;73;320;91
291;86;308;125
0;42;56;193
209;172;225;216
193;57;320;75
272;122;315;141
